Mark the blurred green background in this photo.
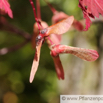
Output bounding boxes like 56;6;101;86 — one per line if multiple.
0;0;103;103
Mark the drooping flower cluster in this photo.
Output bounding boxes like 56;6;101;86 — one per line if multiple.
30;16;99;83
29;0;100;83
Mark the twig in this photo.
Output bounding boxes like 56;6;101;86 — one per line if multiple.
29;0;41;31
0;40;29;55
44;0;57;14
0;18;31;40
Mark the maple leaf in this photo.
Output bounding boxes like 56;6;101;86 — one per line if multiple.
79;0;103;30
0;0;13;18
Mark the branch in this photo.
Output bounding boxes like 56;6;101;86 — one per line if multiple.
44;0;57;14
0;40;29;55
0;17;31;40
29;0;42;31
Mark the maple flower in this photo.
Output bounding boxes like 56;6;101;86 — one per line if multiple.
29;15;99;83
0;0;13;18
30;16;74;83
50;44;99;62
79;0;103;30
31;21;64;80
30;15;99;83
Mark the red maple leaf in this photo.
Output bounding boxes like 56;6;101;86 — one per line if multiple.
0;0;13;18
79;0;103;30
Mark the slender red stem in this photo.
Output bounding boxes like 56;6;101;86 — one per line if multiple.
36;0;41;20
29;0;41;31
47;37;54;45
44;0;57;14
36;0;43;29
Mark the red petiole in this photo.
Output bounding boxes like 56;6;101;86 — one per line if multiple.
29;0;41;31
44;0;57;14
36;0;41;20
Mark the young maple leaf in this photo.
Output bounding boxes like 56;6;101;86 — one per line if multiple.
0;0;13;18
79;0;103;30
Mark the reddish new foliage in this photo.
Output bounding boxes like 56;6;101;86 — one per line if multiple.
79;0;103;30
0;0;13;18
